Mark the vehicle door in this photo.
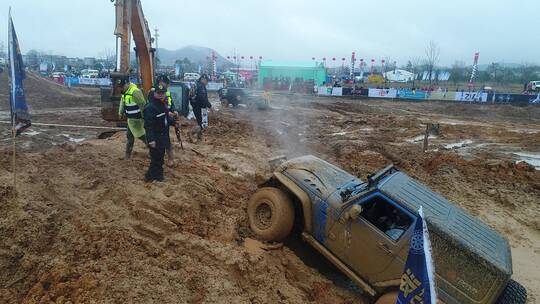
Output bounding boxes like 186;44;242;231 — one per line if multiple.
338;192;415;282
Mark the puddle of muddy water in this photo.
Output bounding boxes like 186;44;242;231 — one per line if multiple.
513;152;540;170
61;134;86;143
24;130;42;136
407;134;437;143
444;140;473;149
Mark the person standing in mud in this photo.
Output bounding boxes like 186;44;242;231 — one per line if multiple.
190;74;211;142
143;85;175;182
118;78;147;160
158;75;178;167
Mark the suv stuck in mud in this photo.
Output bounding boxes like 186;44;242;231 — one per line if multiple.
248;156;527;304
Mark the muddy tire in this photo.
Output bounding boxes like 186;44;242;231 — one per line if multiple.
496;280;527;304
248;187;294;241
375;291;398;304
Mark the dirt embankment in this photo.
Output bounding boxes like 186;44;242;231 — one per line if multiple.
0;71;100;111
0;79;539;303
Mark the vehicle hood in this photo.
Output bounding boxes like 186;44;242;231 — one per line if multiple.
277;155;360;199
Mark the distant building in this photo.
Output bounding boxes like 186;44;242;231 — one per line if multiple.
83;57;96;67
258;61;327;87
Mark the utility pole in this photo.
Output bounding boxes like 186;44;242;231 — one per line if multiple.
154;27;159;69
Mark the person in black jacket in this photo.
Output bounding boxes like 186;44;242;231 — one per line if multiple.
190;74;211;141
143;85;175;182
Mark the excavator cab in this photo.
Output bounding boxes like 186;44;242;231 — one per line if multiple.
169;81;190;118
101;72;130;123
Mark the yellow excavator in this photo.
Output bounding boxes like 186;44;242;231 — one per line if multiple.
101;0;155;122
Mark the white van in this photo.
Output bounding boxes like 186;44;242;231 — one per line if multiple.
529;81;540;90
183;72;201;81
81;69;99;78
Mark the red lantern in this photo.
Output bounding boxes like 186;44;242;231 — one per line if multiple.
371;59;375;62
233;56;236;59
312;57;316;60
381;59;385;64
341;57;345;61
323;57;326;61
259;56;262;60
332;57;336;61
250;56;253;59
241;56;244;59
227;56;230;59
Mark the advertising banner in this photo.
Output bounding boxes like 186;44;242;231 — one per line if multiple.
64;77;79;86
428;91;456;101
455;91;488;102
493;93;539;104
39;62;48;72
397;89;428;100
368;88;397;98
78;78;111;86
206;82;224;91
318;87;333;96
331;87;343;96
342;87;353;96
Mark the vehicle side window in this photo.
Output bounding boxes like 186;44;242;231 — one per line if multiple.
360;195;413;241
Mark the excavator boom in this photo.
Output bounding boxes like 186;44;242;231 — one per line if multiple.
102;0;154;122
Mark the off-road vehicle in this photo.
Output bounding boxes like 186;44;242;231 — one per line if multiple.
218;87;269;109
248;155;527;304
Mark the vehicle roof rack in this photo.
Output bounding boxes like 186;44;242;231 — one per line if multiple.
367;164;397;188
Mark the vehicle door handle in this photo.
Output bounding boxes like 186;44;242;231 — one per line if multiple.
378;242;393;255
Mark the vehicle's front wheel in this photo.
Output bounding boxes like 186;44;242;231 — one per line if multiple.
247;187;294;241
496;279;527;304
375;291;398;304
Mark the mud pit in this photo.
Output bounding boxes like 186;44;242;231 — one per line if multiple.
0;74;539;303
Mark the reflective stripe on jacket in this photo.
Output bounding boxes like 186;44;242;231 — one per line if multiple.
122;83;142;119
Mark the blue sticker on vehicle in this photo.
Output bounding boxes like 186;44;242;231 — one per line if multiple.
313;200;328;244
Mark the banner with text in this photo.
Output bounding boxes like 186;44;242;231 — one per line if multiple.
368;88;397;98
318;86;333;96
428;91;456;101
397;89;428;100
331;87;343;96
455;91;488;102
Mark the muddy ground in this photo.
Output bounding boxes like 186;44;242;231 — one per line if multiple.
0;73;539;303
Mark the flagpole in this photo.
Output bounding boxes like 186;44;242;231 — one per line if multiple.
11;123;16;199
8;8;17;199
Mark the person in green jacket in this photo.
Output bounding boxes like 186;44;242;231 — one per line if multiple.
118;78;147;159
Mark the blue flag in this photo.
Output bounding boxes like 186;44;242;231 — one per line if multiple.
8;10;31;135
397;207;437;304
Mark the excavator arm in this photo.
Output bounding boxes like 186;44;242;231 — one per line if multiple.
102;0;154;122
131;1;154;94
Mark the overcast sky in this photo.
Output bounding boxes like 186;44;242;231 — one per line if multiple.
1;0;538;67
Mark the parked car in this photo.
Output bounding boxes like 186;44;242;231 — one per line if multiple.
248;155;527;304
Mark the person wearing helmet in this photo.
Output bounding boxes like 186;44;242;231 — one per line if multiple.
117;78;147;160
143;84;175;182
190;74;211;142
157;75;178;167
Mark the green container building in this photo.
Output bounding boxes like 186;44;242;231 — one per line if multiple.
258;61;327;88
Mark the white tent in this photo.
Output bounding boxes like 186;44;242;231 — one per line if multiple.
384;69;415;82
